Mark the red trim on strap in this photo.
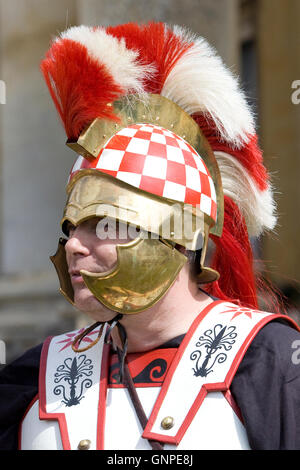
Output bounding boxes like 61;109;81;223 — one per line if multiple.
142;299;223;444
224;314;300;388
96;343;110;450
223;390;244;425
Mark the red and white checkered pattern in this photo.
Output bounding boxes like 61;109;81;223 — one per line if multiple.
69;124;217;221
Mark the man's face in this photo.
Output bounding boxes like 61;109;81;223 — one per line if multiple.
65;217;132;321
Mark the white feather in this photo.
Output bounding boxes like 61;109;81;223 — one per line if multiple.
215;151;277;236
57;25;155;95
161;25;255;148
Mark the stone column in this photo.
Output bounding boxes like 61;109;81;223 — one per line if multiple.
0;0;78;274
0;0;79;362
257;0;300;296
77;0;240;67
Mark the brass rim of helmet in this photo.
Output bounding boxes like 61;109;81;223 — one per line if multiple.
62;170;213;250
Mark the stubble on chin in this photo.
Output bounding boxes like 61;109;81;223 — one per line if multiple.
73;286;117;323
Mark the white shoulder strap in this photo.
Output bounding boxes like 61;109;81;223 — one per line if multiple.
39;324;108;450
143;300;297;445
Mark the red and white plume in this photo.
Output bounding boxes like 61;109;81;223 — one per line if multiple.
41;22;277;310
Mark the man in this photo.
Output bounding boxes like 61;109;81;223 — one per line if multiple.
1;22;300;450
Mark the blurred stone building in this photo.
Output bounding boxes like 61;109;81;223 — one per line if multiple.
0;0;299;364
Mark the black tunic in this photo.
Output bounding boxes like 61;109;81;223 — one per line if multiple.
1;320;300;450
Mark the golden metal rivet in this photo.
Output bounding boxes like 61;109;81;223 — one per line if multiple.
170;124;174;128
161;416;174;430
156;116;160;121
182;135;186;139
103;134;106;139
77;439;91;450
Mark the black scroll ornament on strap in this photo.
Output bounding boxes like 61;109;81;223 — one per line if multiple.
53;355;94;407
134;358;168;384
190;324;237;378
109;358;168;384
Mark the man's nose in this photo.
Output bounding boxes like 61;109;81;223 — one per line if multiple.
65;228;90;257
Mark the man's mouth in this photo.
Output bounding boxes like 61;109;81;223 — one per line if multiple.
69;270;84;284
69;267;111;284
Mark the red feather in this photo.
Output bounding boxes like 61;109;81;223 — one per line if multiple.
193;114;268;191
106;22;192;94
206;196;282;313
40;38;123;140
207;196;258;309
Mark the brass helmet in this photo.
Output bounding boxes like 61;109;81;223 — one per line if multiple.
50;95;223;314
41;23;276;314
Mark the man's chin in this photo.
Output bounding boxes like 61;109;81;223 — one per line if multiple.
73;289;117;322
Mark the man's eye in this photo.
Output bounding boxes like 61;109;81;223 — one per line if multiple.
66;223;76;236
